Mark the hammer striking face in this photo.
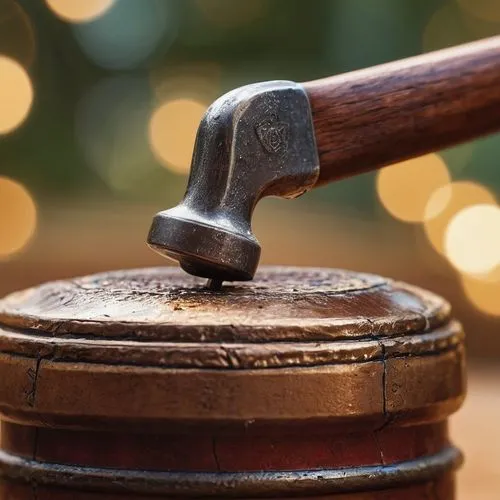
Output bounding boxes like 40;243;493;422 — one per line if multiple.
148;36;500;283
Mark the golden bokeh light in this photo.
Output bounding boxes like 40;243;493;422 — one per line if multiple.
0;177;37;259
149;98;208;175
0;0;36;67
424;181;496;255
456;0;500;23
45;0;115;23
377;154;451;223
0;56;33;134
445;204;500;275
462;270;500;317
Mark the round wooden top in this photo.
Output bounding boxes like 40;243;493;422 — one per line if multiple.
0;267;464;428
0;266;450;342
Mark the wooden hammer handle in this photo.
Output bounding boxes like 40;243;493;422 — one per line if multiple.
303;36;500;187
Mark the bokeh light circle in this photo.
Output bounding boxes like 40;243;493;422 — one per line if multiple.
149;98;208;175
424;181;496;255
73;0;176;70
45;0;116;23
445;204;500;275
0;56;33;134
0;177;37;259
461;270;500;317
377;154;451;223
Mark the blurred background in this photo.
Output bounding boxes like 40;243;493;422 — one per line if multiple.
0;0;498;497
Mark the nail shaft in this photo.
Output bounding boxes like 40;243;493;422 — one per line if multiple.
206;279;223;291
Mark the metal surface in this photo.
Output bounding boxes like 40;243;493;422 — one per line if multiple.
206;278;223;291
147;81;320;282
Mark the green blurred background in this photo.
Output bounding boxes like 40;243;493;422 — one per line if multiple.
0;2;499;496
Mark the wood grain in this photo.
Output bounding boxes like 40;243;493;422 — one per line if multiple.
0;267;465;499
303;36;500;185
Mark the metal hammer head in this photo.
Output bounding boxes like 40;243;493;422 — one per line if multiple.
148;81;319;282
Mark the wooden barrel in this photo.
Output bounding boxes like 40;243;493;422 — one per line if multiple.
0;267;465;499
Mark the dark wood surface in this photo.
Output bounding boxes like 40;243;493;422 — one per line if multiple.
0;477;455;500
0;267;464;430
0;267;465;498
1;421;449;472
303;36;500;186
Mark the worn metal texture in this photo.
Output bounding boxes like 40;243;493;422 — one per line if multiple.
0;266;465;498
0;267;464;428
0;267;450;339
147;81;320;282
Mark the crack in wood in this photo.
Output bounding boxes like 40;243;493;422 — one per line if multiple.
26;357;42;408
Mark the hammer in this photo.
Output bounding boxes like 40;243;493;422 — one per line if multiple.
148;36;500;288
